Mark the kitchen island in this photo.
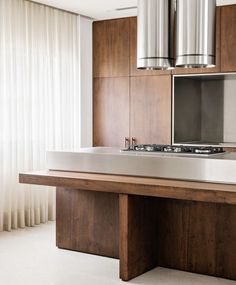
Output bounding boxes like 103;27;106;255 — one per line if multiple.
19;148;236;281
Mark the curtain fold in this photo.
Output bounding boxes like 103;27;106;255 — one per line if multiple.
0;0;80;231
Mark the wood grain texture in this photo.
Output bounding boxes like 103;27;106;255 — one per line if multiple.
130;75;172;145
56;188;119;258
119;194;159;281
19;170;236;205
129;17;171;76
215;204;236;279
221;5;236;72
156;199;236;280
187;202;217;275
156;199;189;271
224;148;236;152
93;19;130;78
173;7;221;74
93;77;129;147
156;199;217;275
120;195;236;281
20;173;236;281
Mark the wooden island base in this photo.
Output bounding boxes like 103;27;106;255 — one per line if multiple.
19;171;236;281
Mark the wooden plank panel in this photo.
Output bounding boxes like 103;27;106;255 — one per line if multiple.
119;194;159;281
56;187;73;247
56;188;119;258
215;204;236;279
156;199;189;271
130;75;172;145
221;5;236;72
19;171;236;205
93;77;129;147
93;19;130;78
187;202;217;275
119;194;129;281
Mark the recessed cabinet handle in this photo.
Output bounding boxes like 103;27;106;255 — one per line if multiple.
124;137;130;149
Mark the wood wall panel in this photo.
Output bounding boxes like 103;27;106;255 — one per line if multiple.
56;188;119;258
93;19;130;78
130;75;172;144
93;77;129;147
221;5;236;72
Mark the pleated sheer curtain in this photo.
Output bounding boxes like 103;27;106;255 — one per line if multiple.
0;0;81;231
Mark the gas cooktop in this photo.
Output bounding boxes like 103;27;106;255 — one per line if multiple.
122;144;225;155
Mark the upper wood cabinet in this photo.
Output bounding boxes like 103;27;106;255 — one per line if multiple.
173;7;221;75
130;75;172;145
221;5;236;72
93;19;130;78
93;77;130;147
129;17;171;76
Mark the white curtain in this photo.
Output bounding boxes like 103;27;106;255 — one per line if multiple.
0;0;81;231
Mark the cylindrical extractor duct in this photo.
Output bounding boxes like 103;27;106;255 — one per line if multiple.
176;0;216;68
137;0;175;70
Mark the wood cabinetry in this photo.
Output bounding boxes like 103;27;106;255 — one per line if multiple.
221;5;236;72
93;75;171;147
130;76;172;144
93;18;172;147
93;77;129;147
93;18;130;78
93;6;236;148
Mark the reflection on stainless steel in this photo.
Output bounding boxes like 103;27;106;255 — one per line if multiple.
173;73;236;146
176;0;216;68
195;149;211;154
47;148;236;185
137;0;175;70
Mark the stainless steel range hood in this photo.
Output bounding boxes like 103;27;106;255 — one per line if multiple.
137;0;175;70
176;0;216;68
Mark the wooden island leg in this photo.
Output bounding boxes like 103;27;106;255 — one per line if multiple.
56;187;119;258
119;194;159;281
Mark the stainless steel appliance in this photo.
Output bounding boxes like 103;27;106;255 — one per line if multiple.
137;0;175;70
122;144;224;155
176;0;216;68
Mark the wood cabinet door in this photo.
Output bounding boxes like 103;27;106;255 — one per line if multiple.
93;77;130;147
130;75;172;145
129;17;171;76
172;7;221;75
93;19;130;78
221;5;236;72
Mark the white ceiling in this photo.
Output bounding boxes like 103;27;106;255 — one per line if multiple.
31;0;236;20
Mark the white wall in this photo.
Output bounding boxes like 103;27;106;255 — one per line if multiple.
79;16;93;147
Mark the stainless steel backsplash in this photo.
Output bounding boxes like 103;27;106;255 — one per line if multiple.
173;73;236;146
